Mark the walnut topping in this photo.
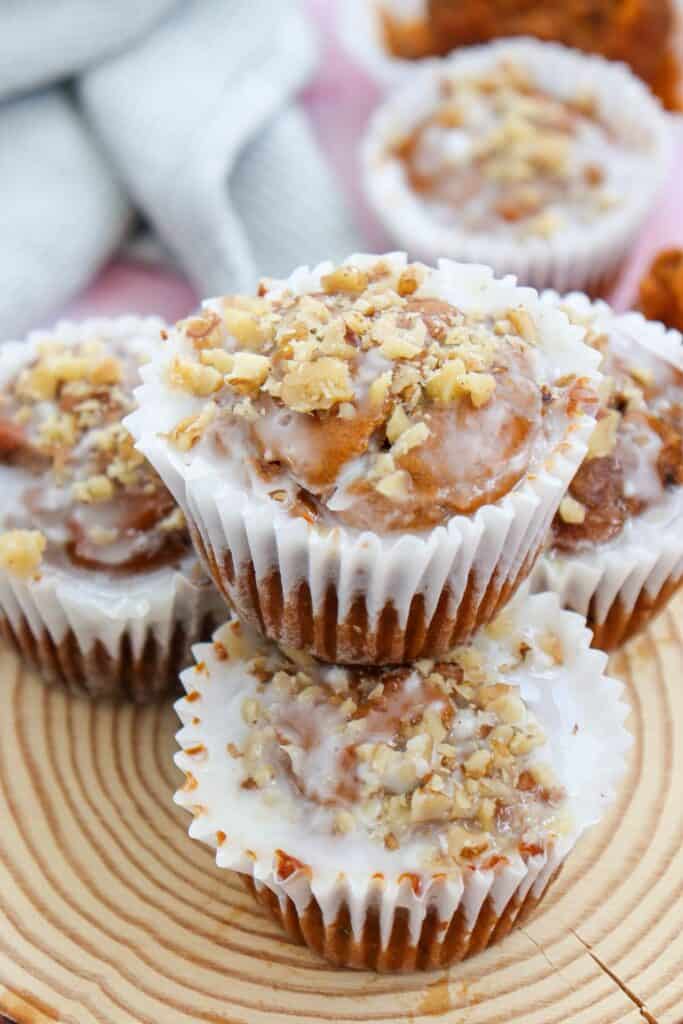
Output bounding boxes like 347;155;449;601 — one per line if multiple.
321;266;368;295
507;308;538;345
558;495;586;525
166;255;566;525
375;469;410;499
391;59;632;240
0;529;46;579
166;403;217;451
72;474;114;504
391;420;430;457
223;306;273;348
586;409;620;459
227;352;271;392
225;619;568;866
200;348;235;375
281;358;353;413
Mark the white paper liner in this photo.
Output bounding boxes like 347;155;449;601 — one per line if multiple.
174;591;631;967
361;38;674;294
531;296;683;646
338;0;428;88
0;317;226;696
127;253;602;662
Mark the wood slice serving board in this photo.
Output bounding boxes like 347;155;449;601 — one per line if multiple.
0;595;682;1024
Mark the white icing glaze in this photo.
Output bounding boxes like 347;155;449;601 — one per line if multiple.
175;590;631;941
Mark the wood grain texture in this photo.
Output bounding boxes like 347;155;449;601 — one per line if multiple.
0;595;682;1024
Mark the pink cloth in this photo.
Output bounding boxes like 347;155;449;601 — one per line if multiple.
62;0;683;325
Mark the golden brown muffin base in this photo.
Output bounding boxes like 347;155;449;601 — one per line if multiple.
0;610;218;702
191;526;543;664
244;867;561;972
588;574;683;651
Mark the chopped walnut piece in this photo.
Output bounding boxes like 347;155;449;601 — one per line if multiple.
558;495;586;525
227;352;271;393
280;358;353;413
89;355;123;386
72;475;114;504
168;357;223;397
166;402;217;452
397;266;424;296
0;530;46;579
587;410;620;459
224;307;272;348
375;469;410;499
369;371;392;408
200;348;235;375
507;308;538;344
321;266;368;295
410;786;452;823
392;421;430;457
464;749;493;778
386;405;411;443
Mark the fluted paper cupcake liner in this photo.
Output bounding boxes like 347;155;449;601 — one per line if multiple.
531;297;683;650
0;318;226;700
174;592;631;971
362;39;673;295
128;253;601;664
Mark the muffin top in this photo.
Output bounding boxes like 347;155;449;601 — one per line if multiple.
156;255;598;534
386;58;652;241
176;594;630;882
0;323;191;579
552;307;683;553
217;623;567;869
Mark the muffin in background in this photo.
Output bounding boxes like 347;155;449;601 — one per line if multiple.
362;40;672;295
128;252;601;664
532;294;683;650
640;249;683;335
175;593;631;971
0;317;224;701
357;0;680;110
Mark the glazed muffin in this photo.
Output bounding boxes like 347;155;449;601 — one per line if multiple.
0;318;224;701
531;297;683;650
640;249;683;335
344;0;680;110
128;253;601;664
362;40;671;294
175;593;631;971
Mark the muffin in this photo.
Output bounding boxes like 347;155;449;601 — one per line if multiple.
0;318;224;701
640;249;683;335
128;252;601;664
362;39;672;295
175;592;631;971
531;296;683;650
342;0;680;110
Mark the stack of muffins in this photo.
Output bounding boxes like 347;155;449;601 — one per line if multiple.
0;39;680;973
123;252;634;970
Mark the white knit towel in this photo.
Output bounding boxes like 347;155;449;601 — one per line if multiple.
80;0;363;296
0;0;364;337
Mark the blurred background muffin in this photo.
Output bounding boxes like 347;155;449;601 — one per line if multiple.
378;0;681;109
